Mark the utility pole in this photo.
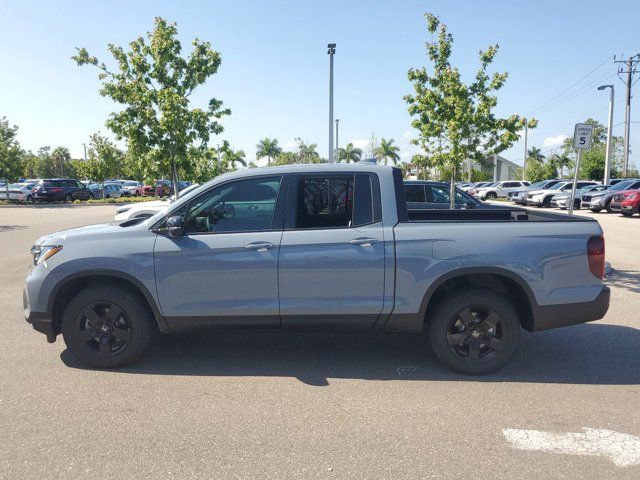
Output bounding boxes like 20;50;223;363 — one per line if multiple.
597;85;615;184
335;119;339;162
522;119;528;181
615;54;640;177
82;143;87;161
327;43;336;163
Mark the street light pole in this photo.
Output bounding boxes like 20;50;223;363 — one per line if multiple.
522;119;528;181
335;119;339;162
82;143;87;161
598;85;615;184
327;43;336;163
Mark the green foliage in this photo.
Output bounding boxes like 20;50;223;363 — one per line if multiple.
336;143;362;163
376;138;401;165
0;117;24;181
74;134;125;192
404;13;526;207
272;138;325;165
73;17;230;187
50;147;71;177
256;138;282;165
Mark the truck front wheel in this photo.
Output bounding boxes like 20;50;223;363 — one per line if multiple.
62;284;155;369
427;289;521;375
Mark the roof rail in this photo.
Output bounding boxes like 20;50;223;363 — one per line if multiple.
358;158;378;164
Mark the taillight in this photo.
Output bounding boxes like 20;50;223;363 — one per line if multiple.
587;235;605;279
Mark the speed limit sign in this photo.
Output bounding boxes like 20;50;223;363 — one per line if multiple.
573;123;593;150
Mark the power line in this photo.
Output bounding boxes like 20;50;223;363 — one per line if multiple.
526;56;612;115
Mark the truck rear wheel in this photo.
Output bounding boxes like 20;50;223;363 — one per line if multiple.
427;289;521;375
62;284;155;369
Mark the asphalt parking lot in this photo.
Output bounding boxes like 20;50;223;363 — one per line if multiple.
1;204;639;479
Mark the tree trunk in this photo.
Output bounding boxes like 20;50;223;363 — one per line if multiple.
171;159;179;199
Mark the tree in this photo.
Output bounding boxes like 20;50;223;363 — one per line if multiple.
527;147;545;163
376;138;401;165
256;138;282;165
336;143;362;163
51;147;71;177
222;143;246;170
35;147;55;178
0;117;23;188
404;13;526;208
75;134;125;197
73;17;231;198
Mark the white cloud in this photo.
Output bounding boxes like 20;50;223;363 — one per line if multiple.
349;138;369;149
403;130;412;139
543;134;568;149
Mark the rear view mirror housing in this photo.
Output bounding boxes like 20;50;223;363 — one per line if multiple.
167;215;184;237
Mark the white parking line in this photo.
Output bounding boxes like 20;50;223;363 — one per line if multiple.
502;428;640;467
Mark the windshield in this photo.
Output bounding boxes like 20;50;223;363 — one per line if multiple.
528;181;547;189
548;183;567;190
169;183;200;202
610;180;635;191
123;181;138;186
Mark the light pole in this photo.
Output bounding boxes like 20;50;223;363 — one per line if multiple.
522;119;528;181
335;119;339;162
598;85;615;184
82;143;87;161
327;43;336;163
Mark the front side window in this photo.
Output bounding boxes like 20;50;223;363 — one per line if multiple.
184;176;281;234
295;176;354;229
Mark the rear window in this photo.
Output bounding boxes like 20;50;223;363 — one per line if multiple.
405;185;426;202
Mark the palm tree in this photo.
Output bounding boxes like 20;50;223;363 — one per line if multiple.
256;138;282;165
527;147;545;162
336;143;362;163
222;145;247;170
376;138;401;165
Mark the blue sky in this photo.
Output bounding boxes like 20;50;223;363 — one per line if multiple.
1;0;639;170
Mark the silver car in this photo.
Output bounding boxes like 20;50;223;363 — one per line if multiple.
550;184;611;210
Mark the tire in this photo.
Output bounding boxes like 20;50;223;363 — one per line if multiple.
427;289;521;375
89;193;95;200
542;196;552;208
486;192;497;200
590;208;602;213
25;195;33;203
621;212;633;217
65;194;72;202
62;284;155;369
605;200;613;213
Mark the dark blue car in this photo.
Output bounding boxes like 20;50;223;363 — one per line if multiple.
31;179;92;202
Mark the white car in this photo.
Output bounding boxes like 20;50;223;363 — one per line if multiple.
0;182;38;202
474;181;530;200
114;183;200;220
120;180;144;196
525;180;599;208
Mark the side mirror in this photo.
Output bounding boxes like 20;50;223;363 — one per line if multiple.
467;201;477;209
167;215;184;238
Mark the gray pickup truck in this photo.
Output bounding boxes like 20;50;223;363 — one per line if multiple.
24;163;609;374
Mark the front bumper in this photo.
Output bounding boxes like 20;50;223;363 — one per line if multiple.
23;288;56;342
526;198;543;206
531;286;610;331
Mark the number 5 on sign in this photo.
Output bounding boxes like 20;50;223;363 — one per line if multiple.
573;123;594;150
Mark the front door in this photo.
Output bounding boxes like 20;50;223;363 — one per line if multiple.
154;175;286;330
278;173;386;331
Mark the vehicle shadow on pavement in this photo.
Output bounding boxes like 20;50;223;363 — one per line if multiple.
0;225;27;232
60;322;640;385
607;269;640;294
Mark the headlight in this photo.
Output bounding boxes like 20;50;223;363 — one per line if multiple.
30;245;63;266
116;206;131;214
626;193;638;200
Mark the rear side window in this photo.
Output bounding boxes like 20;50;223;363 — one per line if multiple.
42;180;56;188
295;176;354;229
405;185;426;202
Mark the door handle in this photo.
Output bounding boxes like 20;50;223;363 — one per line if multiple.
246;205;259;210
244;241;275;252
348;237;378;246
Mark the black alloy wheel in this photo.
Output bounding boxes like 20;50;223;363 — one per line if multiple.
445;307;504;362
77;302;132;356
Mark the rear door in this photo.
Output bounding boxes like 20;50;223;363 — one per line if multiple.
278;172;386;330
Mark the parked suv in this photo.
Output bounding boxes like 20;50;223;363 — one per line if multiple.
473;181;530;200
609;189;640;216
582;179;640;213
404;181;484;210
550;184;611;210
526;181;599;208
31;179;92;202
509;179;562;205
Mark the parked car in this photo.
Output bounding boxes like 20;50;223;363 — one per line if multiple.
582;179;640;212
0;182;38;202
461;181;492;193
550;184;611;210
120;180;144;197
25;164;609;375
404;181;488;210
141;184;155;196
473;181;530;200
525;181;599;208
508;179;563;205
114;184;200;220
610;190;640;216
155;180;192;197
102;182;124;199
31;179;92;202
